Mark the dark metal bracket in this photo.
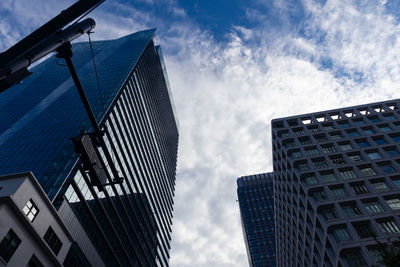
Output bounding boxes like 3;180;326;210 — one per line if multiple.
56;42;124;191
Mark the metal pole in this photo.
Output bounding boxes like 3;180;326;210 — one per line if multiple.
57;42;101;134
0;0;104;67
57;42;122;184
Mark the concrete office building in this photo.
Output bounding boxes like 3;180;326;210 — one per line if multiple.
237;173;276;267
0;29;179;266
272;99;400;266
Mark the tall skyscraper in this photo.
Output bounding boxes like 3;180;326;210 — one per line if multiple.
0;29;178;266
272;99;400;266
237;173;276;267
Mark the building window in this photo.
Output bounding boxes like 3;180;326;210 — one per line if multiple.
346;129;360;137
356;140;371;148
378;125;392;132
308;125;320;132
305;147;319;156
322;144;336;154
284;140;295;148
369;116;381;123
359;166;376;176
22;199;39;222
0;229;21;263
379;163;396;173
43;227;62;256
339;143;353;151
323;124;334;130
364;201;384;213
393;122;400;129
383;114;395;120
330;155;345;165
339;169;357;180
373;136;387;145
299;137;312;145
368;248;383;264
385;148;400;157
341;203;361;216
371;181;390;192
315;134;328;142
296;162;310;172
392;179;400;189
386;198;400;210
348;153;362;162
320;171;337;183
351;183;369;195
27;254;44;267
303;175;318;185
366;151;382;160
313;158;328;169
289;150;302;159
332;227;352;242
293;128;305;136
278;130;290;138
353;119;366;125
390;134;400;142
338;121;350;128
330;186;348;199
362;128;375;135
353;222;375;238
378;219;400;234
311;190;327;201
342;250;367;266
320;207;337;220
330;132;342;140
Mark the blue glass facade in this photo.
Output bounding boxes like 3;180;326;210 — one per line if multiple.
0;29;179;266
237;173;276;267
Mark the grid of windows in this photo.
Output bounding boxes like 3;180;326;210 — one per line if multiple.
273;100;400;267
237;174;276;267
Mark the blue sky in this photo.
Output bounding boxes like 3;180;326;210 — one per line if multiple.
3;0;400;266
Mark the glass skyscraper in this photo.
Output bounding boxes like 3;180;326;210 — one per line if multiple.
237;173;276;267
0;29;178;266
272;99;400;266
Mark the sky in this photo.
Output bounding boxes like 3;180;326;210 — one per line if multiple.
2;0;400;266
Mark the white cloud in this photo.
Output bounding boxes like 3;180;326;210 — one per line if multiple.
166;1;400;266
